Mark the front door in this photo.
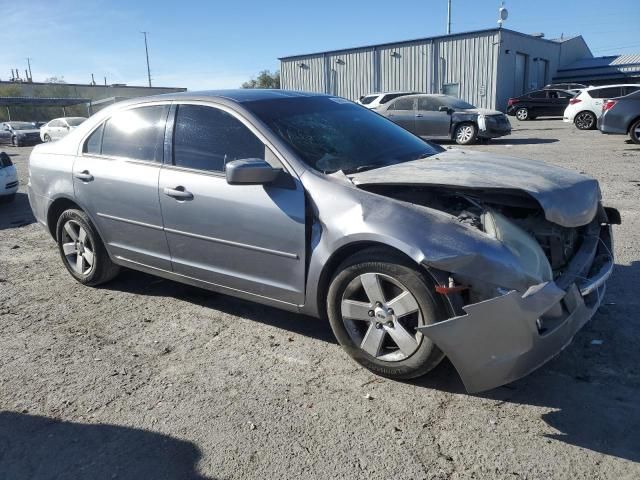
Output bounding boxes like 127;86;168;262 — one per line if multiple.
73;104;172;270
414;97;451;138
0;124;11;144
158;103;307;305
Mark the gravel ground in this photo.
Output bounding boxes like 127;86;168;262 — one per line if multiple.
1;119;639;480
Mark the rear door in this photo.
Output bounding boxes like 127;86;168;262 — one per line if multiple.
73;103;172;270
0;124;10;144
414;96;451;138
158;103;307;305
383;97;416;132
547;90;573;116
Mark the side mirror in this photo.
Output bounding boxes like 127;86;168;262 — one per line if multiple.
225;158;281;185
438;106;453;114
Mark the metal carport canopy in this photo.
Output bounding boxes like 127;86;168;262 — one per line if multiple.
0;96;90;106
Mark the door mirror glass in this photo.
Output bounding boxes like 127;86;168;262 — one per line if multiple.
226;158;281;185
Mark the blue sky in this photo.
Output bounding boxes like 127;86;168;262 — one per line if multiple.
1;0;639;90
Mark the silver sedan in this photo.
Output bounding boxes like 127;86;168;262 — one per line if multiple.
28;90;617;392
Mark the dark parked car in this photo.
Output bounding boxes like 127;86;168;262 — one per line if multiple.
507;89;575;121
597;90;640;144
0;122;42;146
378;94;511;145
544;83;587;94
27;90;618;393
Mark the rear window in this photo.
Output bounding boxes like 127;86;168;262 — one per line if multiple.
380;93;411;104
101;105;168;162
66;118;86;126
528;91;547;99
389;97;414;110
589;87;622;99
360;95;377;105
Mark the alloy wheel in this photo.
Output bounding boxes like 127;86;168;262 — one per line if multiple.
456;125;474;144
516;108;528;121
575;112;594;130
60;219;95;275
341;272;423;362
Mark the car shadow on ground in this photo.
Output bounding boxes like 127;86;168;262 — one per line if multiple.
0;411;214;479
0;192;36;231
412;260;640;464
103;269;337;344
435;138;559;146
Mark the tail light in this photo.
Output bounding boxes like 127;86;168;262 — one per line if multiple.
507;98;518;106
569;98;582;105
602;100;617;112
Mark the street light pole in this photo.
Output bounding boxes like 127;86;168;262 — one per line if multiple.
141;31;152;87
447;0;452;34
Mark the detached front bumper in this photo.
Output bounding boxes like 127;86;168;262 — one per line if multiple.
418;219;615;393
477;115;512;139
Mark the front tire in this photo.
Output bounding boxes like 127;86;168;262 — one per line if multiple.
629;118;640;145
43;134;51;142
11;136;20;147
515;107;529;121
454;122;477;145
574;111;596;130
56;209;120;286
327;248;446;380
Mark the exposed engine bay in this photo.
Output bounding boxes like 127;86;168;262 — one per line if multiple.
358;184;583;279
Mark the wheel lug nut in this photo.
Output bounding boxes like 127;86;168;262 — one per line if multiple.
375;322;383;329
387;308;394;315
386;321;394;328
368;310;374;317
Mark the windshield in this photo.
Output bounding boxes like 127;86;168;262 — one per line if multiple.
8;122;35;130
66;117;86;126
246;96;443;174
439;96;476;110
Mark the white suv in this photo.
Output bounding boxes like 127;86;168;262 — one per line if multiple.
358;92;417;110
563;84;640;130
0;152;18;203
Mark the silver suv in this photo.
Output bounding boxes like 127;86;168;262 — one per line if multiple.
28;90;618;392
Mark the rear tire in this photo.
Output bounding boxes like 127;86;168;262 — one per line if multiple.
327;248;447;380
629;118;640;145
0;193;16;204
574;111;596;130
515;107;529;121
43;134;51;142
56;209;120;286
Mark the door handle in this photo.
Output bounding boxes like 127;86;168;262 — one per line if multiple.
74;170;94;182
163;186;194;200
415;114;423;118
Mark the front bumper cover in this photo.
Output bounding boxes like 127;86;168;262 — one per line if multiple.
418;222;614;393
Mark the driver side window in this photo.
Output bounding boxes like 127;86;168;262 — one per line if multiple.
173;105;265;173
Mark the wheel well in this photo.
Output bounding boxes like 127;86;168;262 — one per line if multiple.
46;198;81;239
315;241;420;320
627;116;640;133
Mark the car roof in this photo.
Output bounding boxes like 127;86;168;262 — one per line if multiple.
149;89;328;104
585;84;640;90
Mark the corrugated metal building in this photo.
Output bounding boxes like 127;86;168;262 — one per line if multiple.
280;28;592;111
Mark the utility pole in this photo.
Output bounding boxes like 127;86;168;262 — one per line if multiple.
141;31;152;87
447;0;452;34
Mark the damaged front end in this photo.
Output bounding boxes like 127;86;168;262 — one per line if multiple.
357;182;619;393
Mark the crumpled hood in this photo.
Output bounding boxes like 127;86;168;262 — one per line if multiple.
350;149;600;228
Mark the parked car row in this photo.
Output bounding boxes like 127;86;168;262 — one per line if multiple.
0;117;86;147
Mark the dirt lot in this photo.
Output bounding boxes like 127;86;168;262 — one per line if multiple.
1;119;639;480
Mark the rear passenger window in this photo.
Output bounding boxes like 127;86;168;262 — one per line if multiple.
173;105;265;173
101;105;168;161
390;97;414;110
624;86;640;95
528;91;546;98
417;97;439;111
84;124;104;154
590;87;621;99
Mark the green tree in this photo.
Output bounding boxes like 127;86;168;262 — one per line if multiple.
241;70;280;89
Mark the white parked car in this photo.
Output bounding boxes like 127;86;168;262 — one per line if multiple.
357;92;417;109
0;152;18;203
563;84;640;130
40;117;87;142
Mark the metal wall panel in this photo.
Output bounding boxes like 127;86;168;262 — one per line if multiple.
327;49;375;99
280;54;326;93
377;42;431;94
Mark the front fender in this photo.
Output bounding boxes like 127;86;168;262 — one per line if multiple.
300;169;546;316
